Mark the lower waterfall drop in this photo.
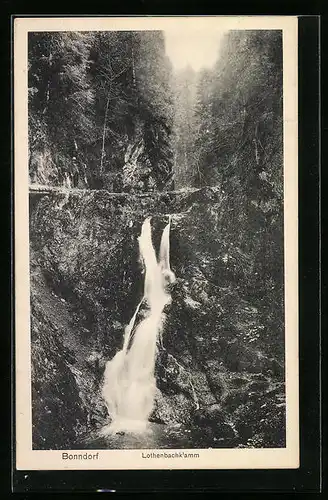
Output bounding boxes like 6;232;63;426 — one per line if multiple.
101;216;175;434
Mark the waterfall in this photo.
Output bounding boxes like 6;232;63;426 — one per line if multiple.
101;216;176;434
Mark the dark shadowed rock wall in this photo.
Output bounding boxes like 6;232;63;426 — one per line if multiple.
30;185;285;450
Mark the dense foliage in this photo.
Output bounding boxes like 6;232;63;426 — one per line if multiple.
194;31;283;194
171;30;284;325
28;31;174;190
171;31;283;195
171;65;198;189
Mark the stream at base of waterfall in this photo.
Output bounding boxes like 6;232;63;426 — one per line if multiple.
100;216;176;435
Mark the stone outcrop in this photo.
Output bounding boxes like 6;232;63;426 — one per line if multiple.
29;185;285;449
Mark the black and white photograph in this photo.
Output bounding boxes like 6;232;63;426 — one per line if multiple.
14;16;299;470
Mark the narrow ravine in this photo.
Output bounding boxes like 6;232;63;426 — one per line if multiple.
28;29;286;451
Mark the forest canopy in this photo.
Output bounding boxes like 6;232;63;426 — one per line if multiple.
28;29;283;200
28;31;174;191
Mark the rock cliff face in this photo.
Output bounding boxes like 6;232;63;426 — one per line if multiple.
30;185;285;450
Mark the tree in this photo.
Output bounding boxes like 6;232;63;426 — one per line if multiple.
193;30;283;197
171;65;198;189
28;30;175;191
28;32;95;186
135;31;175;190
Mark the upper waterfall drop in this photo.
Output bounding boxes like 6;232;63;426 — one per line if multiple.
101;216;175;434
159;215;176;286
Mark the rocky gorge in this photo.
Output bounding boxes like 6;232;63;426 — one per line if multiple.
30;183;285;450
27;28;285;451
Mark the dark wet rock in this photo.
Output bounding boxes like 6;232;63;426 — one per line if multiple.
232;382;286;447
248;379;270;392
193;405;237;441
31;294;89;449
30;185;285;448
151;389;195;426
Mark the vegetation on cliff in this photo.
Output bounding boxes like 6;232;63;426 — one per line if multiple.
28;31;174;190
28;29;285;450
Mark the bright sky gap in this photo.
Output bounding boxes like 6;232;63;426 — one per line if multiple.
163;28;228;71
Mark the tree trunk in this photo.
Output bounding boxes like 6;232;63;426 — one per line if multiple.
100;90;111;175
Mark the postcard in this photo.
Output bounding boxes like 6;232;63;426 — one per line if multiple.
14;15;299;470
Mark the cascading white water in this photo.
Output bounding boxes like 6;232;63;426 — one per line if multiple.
101;216;175;434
